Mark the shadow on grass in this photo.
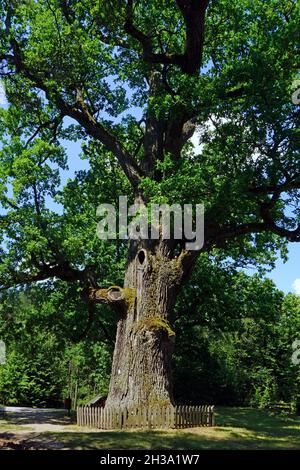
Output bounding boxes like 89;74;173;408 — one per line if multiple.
40;407;300;450
38;424;300;450
1;408;299;450
13;430;246;450
1;409;74;427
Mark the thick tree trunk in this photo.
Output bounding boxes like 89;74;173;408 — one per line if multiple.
103;242;185;408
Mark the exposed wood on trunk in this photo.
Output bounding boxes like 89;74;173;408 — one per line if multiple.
103;241;189;408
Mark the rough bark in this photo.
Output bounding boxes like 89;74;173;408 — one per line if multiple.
91;242;187;408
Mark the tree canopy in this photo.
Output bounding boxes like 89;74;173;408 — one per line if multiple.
0;0;299;408
0;1;299;293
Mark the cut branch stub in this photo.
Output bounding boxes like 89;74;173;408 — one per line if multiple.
89;286;136;314
107;287;125;302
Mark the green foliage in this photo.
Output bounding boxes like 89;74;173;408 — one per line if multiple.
0;286;112;407
173;257;300;407
0;0;298;277
0;0;299;409
0;334;65;407
0;259;298;408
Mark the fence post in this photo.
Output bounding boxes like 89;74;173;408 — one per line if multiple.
77;404;214;430
210;405;215;426
171;406;176;429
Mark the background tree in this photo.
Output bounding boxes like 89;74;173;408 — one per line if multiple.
0;261;299;410
0;284;113;406
174;261;300;409
0;0;299;408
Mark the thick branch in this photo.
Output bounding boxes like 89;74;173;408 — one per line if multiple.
212;220;300;246
0;256;99;292
90;286;136;315
125;0;210;75
0;264;83;291
249;176;300;195
175;0;210;74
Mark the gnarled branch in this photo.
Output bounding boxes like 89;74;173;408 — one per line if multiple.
3;36;143;189
125;0;210;76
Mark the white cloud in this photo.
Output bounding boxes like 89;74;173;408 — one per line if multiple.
0;81;7;106
190;116;264;164
190;131;205;155
189;116;233;155
292;279;300;295
190;117;219;155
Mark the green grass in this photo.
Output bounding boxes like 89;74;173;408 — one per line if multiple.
41;407;300;450
0;420;33;432
0;407;299;449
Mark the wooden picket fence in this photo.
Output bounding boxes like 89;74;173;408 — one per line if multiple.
77;405;214;429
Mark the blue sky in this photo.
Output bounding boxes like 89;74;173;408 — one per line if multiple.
0;81;299;295
267;243;299;294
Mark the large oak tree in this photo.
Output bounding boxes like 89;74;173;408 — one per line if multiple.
0;0;299;408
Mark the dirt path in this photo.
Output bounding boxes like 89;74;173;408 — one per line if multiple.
0;406;76;432
0;406;89;449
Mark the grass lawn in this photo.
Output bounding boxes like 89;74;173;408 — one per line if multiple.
41;407;300;450
0;420;33;432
